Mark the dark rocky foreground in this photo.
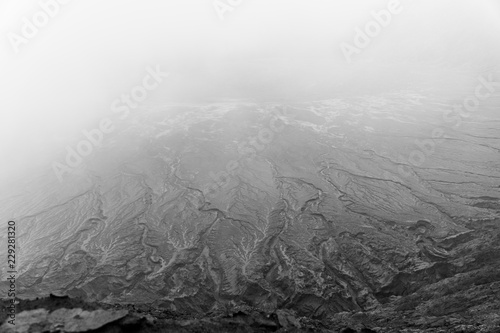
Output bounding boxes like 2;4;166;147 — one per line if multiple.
2;266;500;333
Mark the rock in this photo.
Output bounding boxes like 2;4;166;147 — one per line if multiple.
1;308;49;333
360;328;377;333
0;307;128;333
276;309;301;330
340;328;357;333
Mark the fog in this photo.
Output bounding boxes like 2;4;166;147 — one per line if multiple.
0;0;499;184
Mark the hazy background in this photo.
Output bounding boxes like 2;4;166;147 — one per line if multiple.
0;0;499;185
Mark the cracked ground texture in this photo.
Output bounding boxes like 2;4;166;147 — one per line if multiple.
1;89;500;331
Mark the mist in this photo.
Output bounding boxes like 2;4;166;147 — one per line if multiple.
1;0;499;184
